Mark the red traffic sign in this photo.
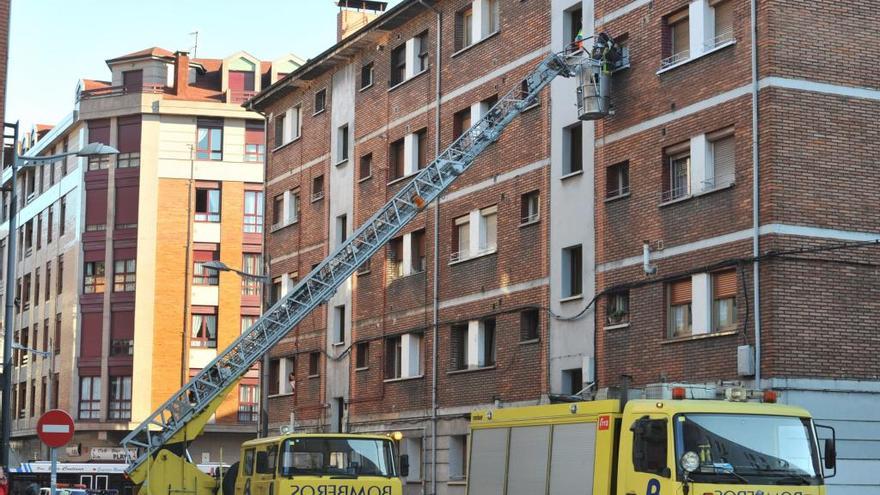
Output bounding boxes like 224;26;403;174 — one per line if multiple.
37;409;75;448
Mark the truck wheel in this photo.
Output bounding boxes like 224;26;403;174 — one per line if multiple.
222;462;239;495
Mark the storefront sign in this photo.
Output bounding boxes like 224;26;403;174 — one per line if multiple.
65;445;81;457
89;448;137;462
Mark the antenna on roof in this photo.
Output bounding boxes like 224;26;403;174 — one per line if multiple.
189;31;199;58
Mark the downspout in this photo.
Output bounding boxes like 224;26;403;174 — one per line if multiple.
750;0;761;385
416;1;441;494
181;145;195;387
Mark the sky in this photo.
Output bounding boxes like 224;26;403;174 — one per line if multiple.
6;0;404;129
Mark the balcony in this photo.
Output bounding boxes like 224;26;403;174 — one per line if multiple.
78;83;166;101
228;89;257;104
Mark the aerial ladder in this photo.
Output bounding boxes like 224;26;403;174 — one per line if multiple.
122;37;623;495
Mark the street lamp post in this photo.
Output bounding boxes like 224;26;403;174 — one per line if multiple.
200;261;271;438
0;120;118;468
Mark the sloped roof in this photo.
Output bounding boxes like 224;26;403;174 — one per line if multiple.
106;46;175;63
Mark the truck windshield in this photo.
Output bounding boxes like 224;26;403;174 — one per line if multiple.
279;437;395;478
675;414;821;485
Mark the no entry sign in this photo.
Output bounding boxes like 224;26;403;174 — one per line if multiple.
37;409;75;448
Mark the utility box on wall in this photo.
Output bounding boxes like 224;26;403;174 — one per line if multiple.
738;344;755;376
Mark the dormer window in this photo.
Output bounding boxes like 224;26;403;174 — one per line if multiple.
229;70;256;104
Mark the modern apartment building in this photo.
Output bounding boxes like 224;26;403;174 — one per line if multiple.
590;1;880;493
249;1;600;494
0;47;302;488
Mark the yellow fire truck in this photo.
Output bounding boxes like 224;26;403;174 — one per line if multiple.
466;388;836;495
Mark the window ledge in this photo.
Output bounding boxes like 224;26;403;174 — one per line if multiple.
659;182;735;208
387;69;429;93
519;218;540;228
519;338;540;345
308;374;320;379
560;169;584;181
386;172;416;187
333;341;346;347
272;135;301;153
270;219;299;233
448;248;497;266
451;31;501;59
335;158;348;167
448;480;467;486
391;270;426;281
604;192;631;203
559;294;583;303
661;329;738;345
447;365;496;375
656;40;737;75
313;108;326;117
268;392;294;399
356;269;371;276
358;174;372;183
604;322;630;331
359;82;374;93
383;375;424;383
356;366;369;372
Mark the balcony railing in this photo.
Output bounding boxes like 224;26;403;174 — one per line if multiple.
660;49;690;68
78;83;166;101
228;90;257;104
704;31;735;52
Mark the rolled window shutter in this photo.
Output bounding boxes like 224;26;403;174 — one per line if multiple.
713;270;737;299
712;136;735;184
670;279;692;305
117;116;141;153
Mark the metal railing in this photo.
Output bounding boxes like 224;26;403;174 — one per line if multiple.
228;90;257;104
78;84;166;101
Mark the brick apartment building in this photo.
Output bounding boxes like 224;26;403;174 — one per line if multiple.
251;0;879;493
0;47;302;489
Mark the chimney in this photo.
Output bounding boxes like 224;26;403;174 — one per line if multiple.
336;1;387;42
173;50;190;96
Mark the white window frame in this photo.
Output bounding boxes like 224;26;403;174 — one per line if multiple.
661;0;737;71
451;206;497;263
388;333;422;380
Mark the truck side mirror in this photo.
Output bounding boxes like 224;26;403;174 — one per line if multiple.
824;438;836;470
399;454;410;478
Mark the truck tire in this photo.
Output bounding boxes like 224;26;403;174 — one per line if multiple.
222;462;239;495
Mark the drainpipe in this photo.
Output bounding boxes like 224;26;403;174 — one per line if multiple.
416;1;441;494
750;0;761;386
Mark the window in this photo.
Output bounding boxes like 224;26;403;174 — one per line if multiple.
59;195;66;236
712;0;734;47
562;244;583;298
606;161;630;198
117;152;140;168
565;5;583;46
245;121;265;163
563;122;583;175
485;0;500;35
452;216;470;262
24;219;33;253
337;124;349;163
355;342;369;369
606;290;630;326
88;155;110;171
196;118;223;160
193;251;220;286
238;384;259;423
388;237;404;278
665;9;690;66
311;175;324;201
449;435;468;480
83;262;105;294
664;148;690;202
520;308;539;341
111;339;133;356
416;31;429;72
668;278;693;337
242;254;262;296
410;230;426;274
34;268;40;306
36;213;42;250
415;128;428;170
192;313;218;348
336;214;348;245
390;44;407;86
314;89;327;114
271;278;282;304
334;305;346;344
360;62;374;89
272;194;285;227
402;438;422;482
453;107;471;141
122;69;143;92
385;333;421;379
562;368;583;395
244;190;264;233
78;377;101;420
113;259;136;292
274;112;286;147
520;190;540;224
451;319;495;370
56;255;63;295
195;188;221;222
359;153;372;180
709;130;735;189
712;270;737;331
478;207;497;253
241;316;257;334
455;5;474;51
53;315;61;355
632;416;668;475
108;376;132;420
308;351;321;377
389;137;405;180
47;207;53;244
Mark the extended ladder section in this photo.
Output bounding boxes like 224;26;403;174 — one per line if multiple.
121;50;595;475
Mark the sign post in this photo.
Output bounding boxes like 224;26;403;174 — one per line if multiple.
37;410;75;495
